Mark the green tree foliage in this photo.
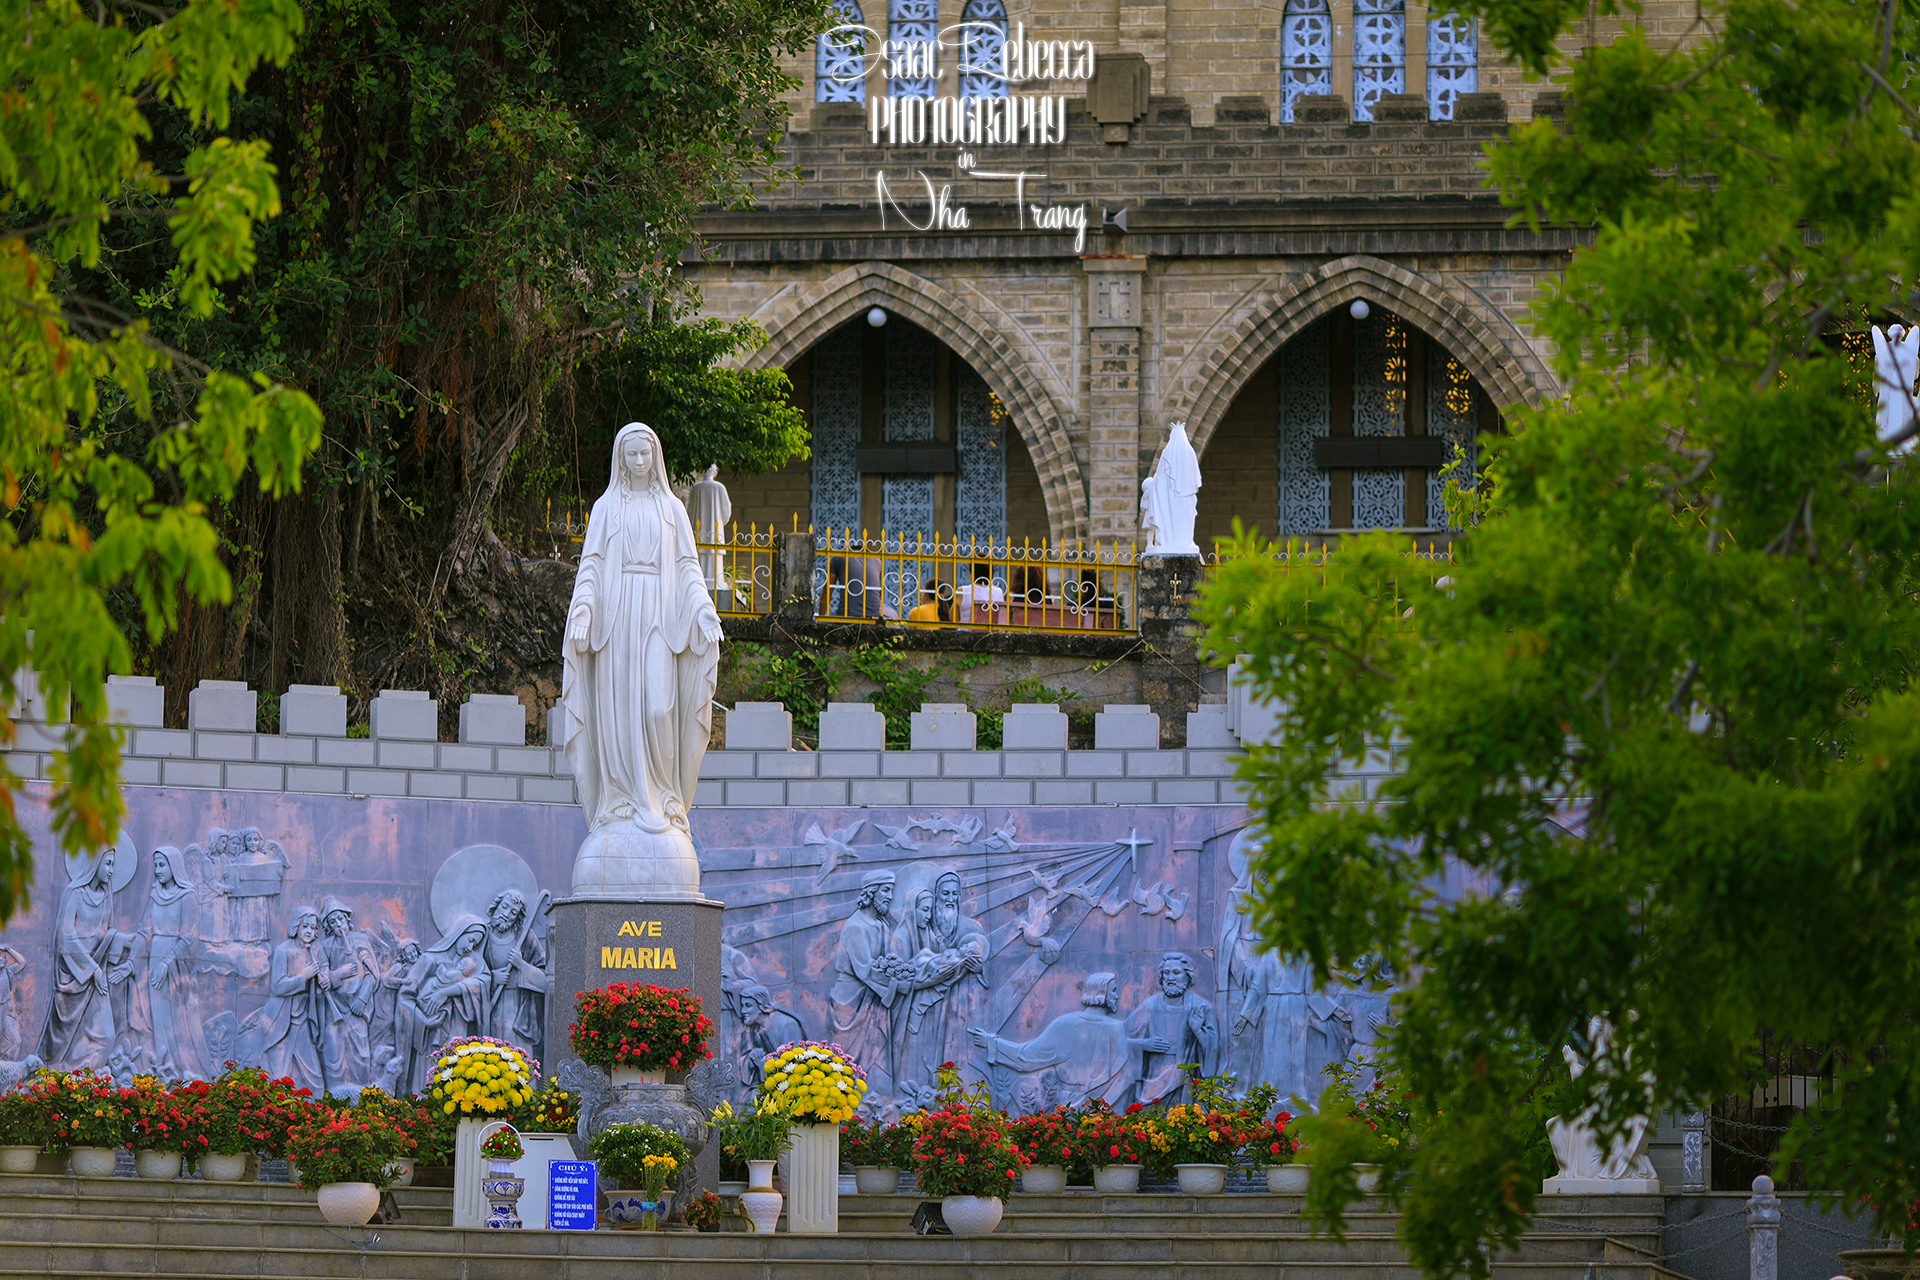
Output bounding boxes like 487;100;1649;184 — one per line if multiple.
1;0;322;916
1196;0;1920;1272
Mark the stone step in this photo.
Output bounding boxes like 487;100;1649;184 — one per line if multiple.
0;1176;453;1226
0;1233;1673;1280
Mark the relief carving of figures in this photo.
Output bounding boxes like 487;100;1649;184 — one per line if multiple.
830;870;910;1093
396;916;491;1095
370;931;423;1093
245;906;324;1096
315;896;380;1095
37;838;137;1072
734;985;805;1090
194;829;236;946
0;945;28;1061
481;889;550;1061
969;973;1171;1113
891;869;988;1090
139;847;210;1082
227;828;290;945
1125;952;1219;1104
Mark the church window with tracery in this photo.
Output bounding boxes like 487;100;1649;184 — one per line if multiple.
957;0;1009;99
1426;12;1478;120
816;0;868;103
1280;0;1333;123
887;0;937;98
1352;0;1406;122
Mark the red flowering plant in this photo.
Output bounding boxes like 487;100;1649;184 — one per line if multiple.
1140;1071;1265;1174
908;1063;1026;1202
1249;1111;1300;1167
354;1088;436;1161
202;1064;313;1157
842;1112;917;1168
568;983;715;1074
126;1077;209;1153
28;1070;129;1150
0;1082;57;1150
1007;1106;1079;1171
1074;1101;1152;1170
283;1105;413;1190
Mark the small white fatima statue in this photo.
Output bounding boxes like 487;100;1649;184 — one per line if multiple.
561;422;724;901
688;464;733;603
1542;1017;1662;1194
1140;420;1202;555
1871;322;1919;454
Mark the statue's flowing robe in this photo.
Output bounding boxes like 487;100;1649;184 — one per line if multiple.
1124;989;1220;1103
562;437;719;835
979;1008;1140;1109
38;883;129;1071
830;908;902;1088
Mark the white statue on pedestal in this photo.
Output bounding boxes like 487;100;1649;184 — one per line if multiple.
688;465;733;602
561;422;724;901
1543;1018;1662;1194
1140;420;1202;555
1871;323;1919;454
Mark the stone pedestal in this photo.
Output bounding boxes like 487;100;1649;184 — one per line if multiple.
545;895;727;1197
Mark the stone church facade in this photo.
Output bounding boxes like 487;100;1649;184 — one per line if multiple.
681;0;1677;550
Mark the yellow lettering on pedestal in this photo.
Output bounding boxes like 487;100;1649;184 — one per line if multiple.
618;921;639;937
646;921;662;937
623;947;638;968
601;946;620;967
662;948;677;969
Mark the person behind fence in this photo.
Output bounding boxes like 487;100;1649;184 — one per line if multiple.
906;577;952;626
958;563;1005;625
820;554;887;619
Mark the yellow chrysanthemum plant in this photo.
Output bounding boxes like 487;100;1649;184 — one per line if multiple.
429;1036;539;1117
752;1041;868;1125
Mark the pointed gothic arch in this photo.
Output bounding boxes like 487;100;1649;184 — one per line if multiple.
739;262;1090;542
1168;254;1558;460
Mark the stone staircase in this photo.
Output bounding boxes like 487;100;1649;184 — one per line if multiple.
0;1175;1679;1279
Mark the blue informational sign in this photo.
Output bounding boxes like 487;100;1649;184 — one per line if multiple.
548;1160;598;1231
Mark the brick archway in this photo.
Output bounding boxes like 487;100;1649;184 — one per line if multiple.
1166;255;1560;459
742;262;1090;543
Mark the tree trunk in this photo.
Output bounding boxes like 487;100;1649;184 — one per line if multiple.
433;396;533;602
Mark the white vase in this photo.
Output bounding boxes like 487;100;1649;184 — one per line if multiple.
1091;1164;1141;1193
746;1159;776;1190
135;1149;182;1180
1020;1164;1067;1194
785;1123;839;1234
388;1157;415;1188
1175;1163;1229;1195
198;1152;251;1183
612;1066;667;1086
69;1147;120;1178
1354;1164;1381;1193
317;1181;380;1226
853;1165;898;1195
740;1185;783;1234
1266;1164;1310;1194
0;1146;39;1174
941;1195;1004;1237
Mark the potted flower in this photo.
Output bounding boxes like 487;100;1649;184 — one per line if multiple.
587;1122;689;1230
126;1077;202;1180
197;1065;310;1182
0;1081;56;1173
1152;1100;1255;1195
753;1041;866;1234
284;1105;413;1226
356;1088;433;1187
37;1070;128;1178
568;983;715;1085
477;1126;528;1228
1318;1062;1418;1193
1008;1106;1078;1194
1250;1110;1305;1193
710;1101;791;1233
1076;1102;1154;1194
684;1188;723;1232
908;1094;1025;1237
841;1112;911;1195
429;1037;537;1118
520;1079;579;1136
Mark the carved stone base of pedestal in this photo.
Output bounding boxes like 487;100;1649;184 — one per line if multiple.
1542;1175;1663;1194
571;818;706;900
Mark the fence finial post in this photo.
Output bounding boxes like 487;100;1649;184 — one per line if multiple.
1747;1173;1781;1280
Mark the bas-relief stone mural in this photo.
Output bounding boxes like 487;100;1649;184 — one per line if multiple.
0;783;1403;1117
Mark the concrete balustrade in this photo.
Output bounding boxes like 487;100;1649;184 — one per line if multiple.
1;677;1400;808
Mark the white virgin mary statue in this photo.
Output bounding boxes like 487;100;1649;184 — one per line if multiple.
561;422;724;900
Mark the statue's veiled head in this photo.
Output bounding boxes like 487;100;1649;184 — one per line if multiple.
612;422;668;494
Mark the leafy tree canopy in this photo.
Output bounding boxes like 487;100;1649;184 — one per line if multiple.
1197;0;1920;1273
1;0;322;916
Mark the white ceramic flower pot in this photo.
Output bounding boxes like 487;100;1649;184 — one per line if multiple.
740;1187;783;1234
135;1149;182;1180
1020;1164;1067;1194
1175;1163;1229;1195
388;1157;415;1187
853;1165;898;1195
69;1147;120;1178
1266;1164;1310;1194
941;1194;1004;1237
0;1146;39;1174
317;1181;380;1226
198;1152;251;1183
785;1123;839;1234
1091;1164;1141;1194
612;1067;667;1086
1354;1164;1381;1193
